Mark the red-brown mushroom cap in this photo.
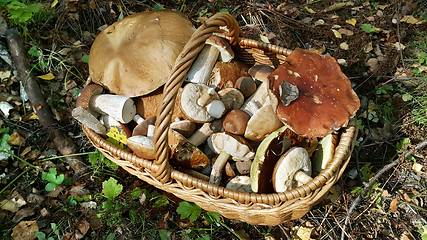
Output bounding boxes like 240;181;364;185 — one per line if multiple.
89;10;195;97
75;83;103;109
269;49;360;137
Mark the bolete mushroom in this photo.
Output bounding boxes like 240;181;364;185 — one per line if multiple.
127;135;156;160
269;49;360;138
222;109;250;135
208;132;254;185
89;10;195;97
218;88;245;112
72;106;106;135
185;35;234;85
272;147;312;193
235;77;257;98
225;176;252;193
248;65;274;83
312;133;339;176
180;83;226;122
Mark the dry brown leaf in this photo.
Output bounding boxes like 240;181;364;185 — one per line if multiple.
323;2;354;12
11;220;38;240
8;132;25;146
295;226;316;240
390;197;398;213
12;206;35;222
77;219;90;236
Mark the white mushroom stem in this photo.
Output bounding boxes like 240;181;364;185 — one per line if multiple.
147;124;155;138
293;170;313;185
185;45;219;84
209;151;230;185
197;88;216;106
89;94;136;123
245;101;261;116
72;106;106;136
133;114;145;125
188;123;214;147
206;100;226;118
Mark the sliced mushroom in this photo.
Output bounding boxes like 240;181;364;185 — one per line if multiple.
225;176;252;193
272;147;312;193
72;106;106;135
168;129;210;170
209;61;249;90
312;133;339;176
208;132;254;185
170;119;196;138
132;116;156;136
127;135;156;160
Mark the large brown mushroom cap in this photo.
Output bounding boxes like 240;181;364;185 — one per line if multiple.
269;49;360;137
89;10;195;97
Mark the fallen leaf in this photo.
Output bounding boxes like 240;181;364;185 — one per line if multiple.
11;220;38;240
364;43;373;53
337;59;347;66
51;0;58;8
346;18;357;26
37;73;55;80
77;219;90;236
394;42;406;51
295;226;315;240
314;19;325;26
323;2;354;12
390;198;398;212
58;47;72;56
340;42;349;50
338;28;354;36
331;29;342;38
304;6;315;14
8;132;25;146
412;162;423;172
1;199;20;212
20;146;32;157
259;34;270;44
235;229;250;240
400;15;420;24
12;206;35;222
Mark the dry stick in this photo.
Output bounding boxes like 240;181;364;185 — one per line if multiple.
340;139;427;240
5;28;87;177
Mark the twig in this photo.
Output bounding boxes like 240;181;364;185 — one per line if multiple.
340;139;427;240
5;28;88;177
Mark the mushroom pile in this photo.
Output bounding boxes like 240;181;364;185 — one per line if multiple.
74;10;360;194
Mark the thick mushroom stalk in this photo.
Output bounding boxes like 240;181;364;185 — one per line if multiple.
89;94;136;123
185;35;234;85
272;147;312;193
208;132;254;185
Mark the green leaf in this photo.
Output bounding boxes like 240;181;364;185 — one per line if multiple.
45;182;56;191
28;46;41;57
176;201;202;222
158;229;170;240
152;196;169;208
81;55;89;64
34;231;46;240
204;211;221;224
153;3;164;9
54;174;64;185
102;199;114;211
361;24;376;33
219;8;229;13
102;177;123;200
130;187;144;200
423;14;427;21
106;233;116;240
0;132;12;160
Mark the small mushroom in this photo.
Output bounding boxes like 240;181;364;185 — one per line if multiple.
218;88;245;112
127;135;156;160
72;106;106;135
132;116;156;136
170;119;196;138
168;129;210;170
222;109;250;135
208;132;254;185
180;83;226;122
225;176;252;193
269;49;360;137
209;61;249;90
312;133;339;176
185;35;234;85
236;160;252;175
272;147;312;193
235;77;257;98
248;65;274;83
75;83;103;117
187;119;223;147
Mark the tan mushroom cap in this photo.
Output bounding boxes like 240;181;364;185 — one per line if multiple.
76;83;103;109
269;49;360;138
89;10;195;97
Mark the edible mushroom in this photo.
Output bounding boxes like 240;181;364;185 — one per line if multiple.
235;77;257;98
72;106;106;135
185;35;234;85
312;133;339;176
269;49;360;137
272;147;312;193
248;65;274;83
180;83;226;122
225;176;252;193
89;10;195;97
222;109;250;135
208;132;254;185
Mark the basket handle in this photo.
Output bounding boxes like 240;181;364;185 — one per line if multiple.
152;12;242;183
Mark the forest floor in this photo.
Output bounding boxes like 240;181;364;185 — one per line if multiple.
0;0;426;239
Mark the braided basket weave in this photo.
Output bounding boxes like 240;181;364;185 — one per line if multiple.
82;12;358;225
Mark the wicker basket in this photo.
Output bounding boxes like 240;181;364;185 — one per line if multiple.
81;12;358;226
